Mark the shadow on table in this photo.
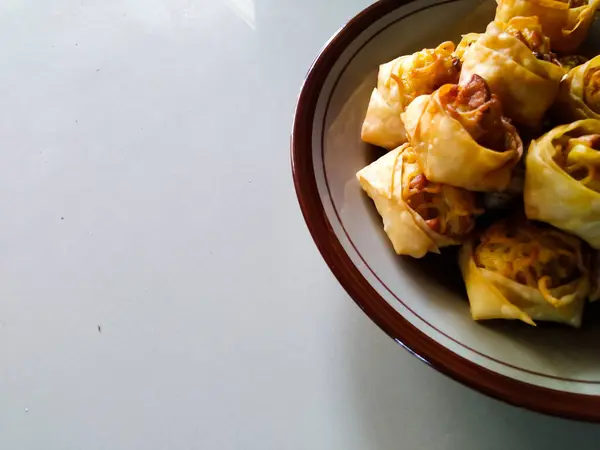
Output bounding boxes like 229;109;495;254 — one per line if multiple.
345;307;600;450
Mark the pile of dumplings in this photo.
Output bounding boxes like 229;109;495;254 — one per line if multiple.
356;0;600;328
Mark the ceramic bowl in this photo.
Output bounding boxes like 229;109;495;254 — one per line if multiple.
291;0;600;421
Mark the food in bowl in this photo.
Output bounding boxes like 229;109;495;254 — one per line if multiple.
357;11;600;327
459;217;595;327
361;42;461;149
356;144;483;258
555;55;600;121
401;74;523;191
458;16;565;128
524;119;600;248
495;0;600;53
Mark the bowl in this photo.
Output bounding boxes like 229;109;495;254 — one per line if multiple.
291;0;600;421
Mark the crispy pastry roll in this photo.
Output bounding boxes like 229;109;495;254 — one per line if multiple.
357;144;482;258
361;42;460;149
525;119;600;248
555;56;600;121
495;0;600;53
402;74;523;191
459;17;565;127
460;218;593;327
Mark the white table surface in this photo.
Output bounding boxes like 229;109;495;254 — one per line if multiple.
1;0;600;448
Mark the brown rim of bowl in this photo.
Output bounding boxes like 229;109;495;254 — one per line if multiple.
290;0;600;422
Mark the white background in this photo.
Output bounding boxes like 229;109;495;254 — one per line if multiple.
1;0;600;448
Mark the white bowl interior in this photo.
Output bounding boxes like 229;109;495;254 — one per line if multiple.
314;0;600;394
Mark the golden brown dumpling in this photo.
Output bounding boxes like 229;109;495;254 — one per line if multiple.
460;218;593;327
459;16;565;128
524;119;600;248
495;0;600;53
361;42;460;149
356;144;482;258
402;74;523;191
555;55;600;122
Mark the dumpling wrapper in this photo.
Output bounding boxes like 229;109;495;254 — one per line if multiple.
524;119;600;249
495;0;600;53
555;55;600;122
356;145;473;258
402;89;522;192
459;239;588;327
361;42;459;149
361;88;408;150
459;17;565;128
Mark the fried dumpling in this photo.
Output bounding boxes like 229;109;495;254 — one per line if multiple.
361;42;461;149
555;55;600;122
460;218;593;327
459;17;565;128
495;0;600;53
357;144;482;258
524;119;600;248
402;74;523;191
